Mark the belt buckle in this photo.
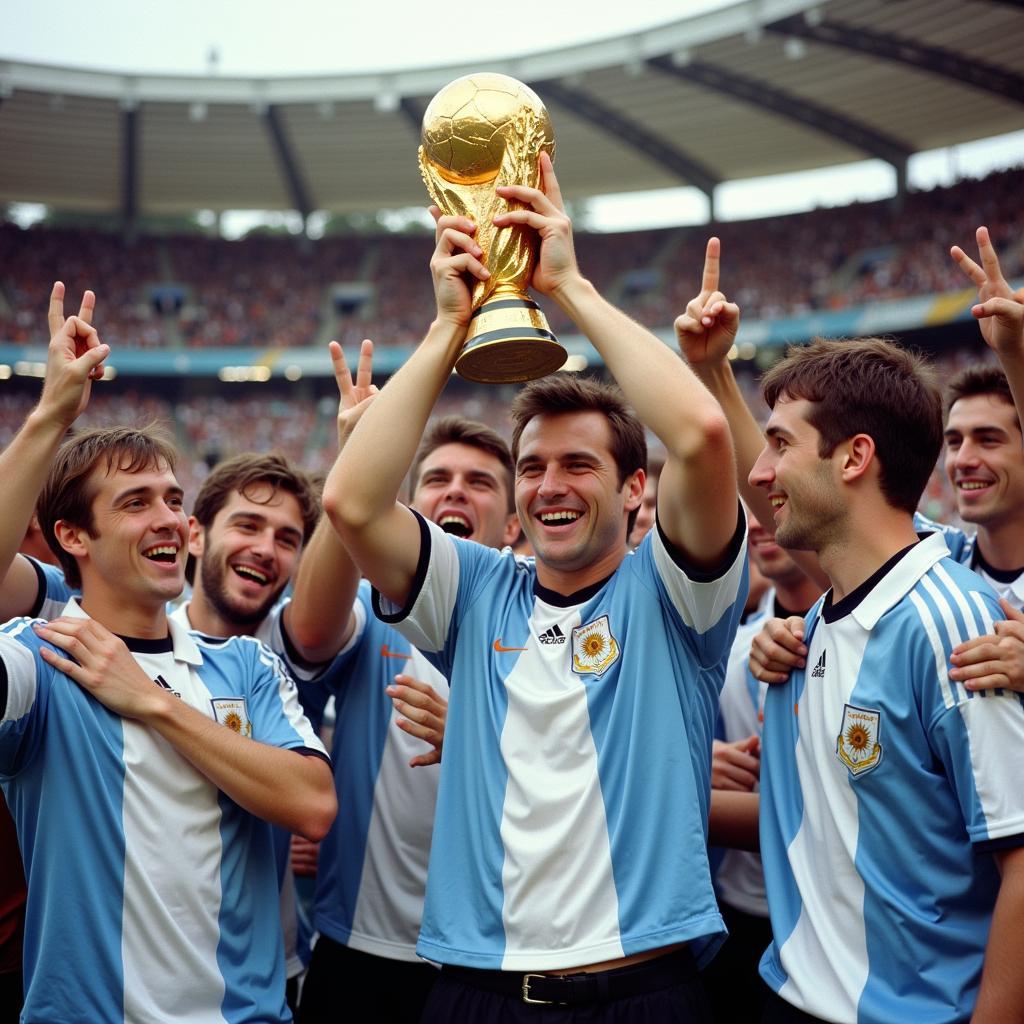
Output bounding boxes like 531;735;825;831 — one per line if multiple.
521;974;554;1005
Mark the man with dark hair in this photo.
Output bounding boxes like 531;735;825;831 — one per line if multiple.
0;297;336;1022
292;378;520;1022
325;154;746;1021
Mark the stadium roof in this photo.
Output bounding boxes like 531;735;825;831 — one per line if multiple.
1;0;1021;220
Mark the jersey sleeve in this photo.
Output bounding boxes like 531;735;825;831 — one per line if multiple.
244;640;330;763
261;599;335;683
912;570;1024;845
0;622;51;778
646;504;749;667
373;511;499;658
912;512;971;565
25;557;77;620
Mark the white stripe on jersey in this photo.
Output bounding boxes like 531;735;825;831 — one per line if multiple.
777;626;871;1024
967;590;996;635
499;599;622;970
121;651;227;1024
909;591;958;710
0;626;37;722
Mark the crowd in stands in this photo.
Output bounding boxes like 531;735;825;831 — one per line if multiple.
2;167;1021;351
0;341;986;527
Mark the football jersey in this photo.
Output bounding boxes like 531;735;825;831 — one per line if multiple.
713;588;771;918
759;533;1024;1024
25;556;75;620
312;580;447;961
0;598;328;1024
376;511;748;971
913;512;1024;611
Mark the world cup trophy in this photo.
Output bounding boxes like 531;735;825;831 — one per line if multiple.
419;73;568;384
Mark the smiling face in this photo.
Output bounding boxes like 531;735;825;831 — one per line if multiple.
515;410;643;586
191;485;304;628
412;441;519;551
69;460;188;611
749;396;846;553
746;510;806;587
944;393;1024;533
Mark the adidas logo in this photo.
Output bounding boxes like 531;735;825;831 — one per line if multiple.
811;650;826;679
153;674;182;700
538;624;567;645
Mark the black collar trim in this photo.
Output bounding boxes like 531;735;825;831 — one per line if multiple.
971;546;1024;585
822;538;922;624
118;634;174;653
534;573;615;608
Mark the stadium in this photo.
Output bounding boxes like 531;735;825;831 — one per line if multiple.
3;1;1024;1020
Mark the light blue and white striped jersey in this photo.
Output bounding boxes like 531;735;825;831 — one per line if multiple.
376;511;748;971
0;598;328;1024
311;580;446;961
24;555;76;620
759;532;1024;1024
714;588;771;917
913;512;1024;611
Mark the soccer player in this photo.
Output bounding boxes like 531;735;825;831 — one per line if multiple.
745;337;1024;1023
295;412;519;1024
701;510;822;1024
325;153;747;1020
0;311;336;1020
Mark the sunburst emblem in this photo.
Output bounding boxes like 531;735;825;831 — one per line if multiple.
224;712;243;733
845;723;870;753
836;704;882;776
571;615;620;676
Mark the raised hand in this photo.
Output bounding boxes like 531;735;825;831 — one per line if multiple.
330;338;379;450
491;151;580;298
40;281;109;426
34;617;168;720
711;735;761;792
950;226;1024;358
386;674;447;768
429;208;489;329
949;599;1024;692
674;237;740;366
748;615;807;685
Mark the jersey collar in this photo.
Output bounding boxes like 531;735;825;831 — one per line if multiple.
844;531;950;631
61;597;203;665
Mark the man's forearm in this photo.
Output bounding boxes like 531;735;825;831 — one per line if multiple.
284;516;361;662
145;692;337;840
552;277;724;463
972;845;1024;1023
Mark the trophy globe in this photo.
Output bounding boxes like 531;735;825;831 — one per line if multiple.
419;73;567;384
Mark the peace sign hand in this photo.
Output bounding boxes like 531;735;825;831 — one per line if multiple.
674;237;740;367
330;338;379;450
40;281;109;427
951;226;1024;359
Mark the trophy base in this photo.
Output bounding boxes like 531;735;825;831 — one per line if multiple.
456;297;567;384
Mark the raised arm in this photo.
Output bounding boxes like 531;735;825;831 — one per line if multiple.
323;214;488;605
951;225;1024;417
493;155;736;567
0;283;108;620
284;339;377;661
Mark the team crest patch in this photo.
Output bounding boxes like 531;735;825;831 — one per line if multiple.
211;698;252;737
571;615;620;677
835;703;882;777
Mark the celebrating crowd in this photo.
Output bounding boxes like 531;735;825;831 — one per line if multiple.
2;151;1024;1024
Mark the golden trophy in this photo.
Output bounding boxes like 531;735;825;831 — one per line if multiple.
419;73;568;384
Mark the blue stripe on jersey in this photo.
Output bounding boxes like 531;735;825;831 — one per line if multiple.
313;590;405;946
2;623;128;1022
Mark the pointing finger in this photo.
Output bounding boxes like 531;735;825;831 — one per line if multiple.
355;338;374;392
48;281;66;336
78;289;96;326
976;225;1004;283
328;341;355;404
701;237;721;295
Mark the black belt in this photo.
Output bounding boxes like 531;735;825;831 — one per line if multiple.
441;947;697;1006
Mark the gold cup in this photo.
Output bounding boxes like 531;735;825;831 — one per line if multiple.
419;73;567;384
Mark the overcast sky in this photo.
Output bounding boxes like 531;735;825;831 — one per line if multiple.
4;0;1023;233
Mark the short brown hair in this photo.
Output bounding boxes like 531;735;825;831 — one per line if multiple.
38;426;178;589
945;365;1018;426
410;416;514;512
761;337;943;515
192;452;320;533
510;375;647;533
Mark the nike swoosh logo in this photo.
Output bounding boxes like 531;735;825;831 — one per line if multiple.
493;639;527;653
380;644;408;660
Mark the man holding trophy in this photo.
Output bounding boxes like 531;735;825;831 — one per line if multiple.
323;75;745;1021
